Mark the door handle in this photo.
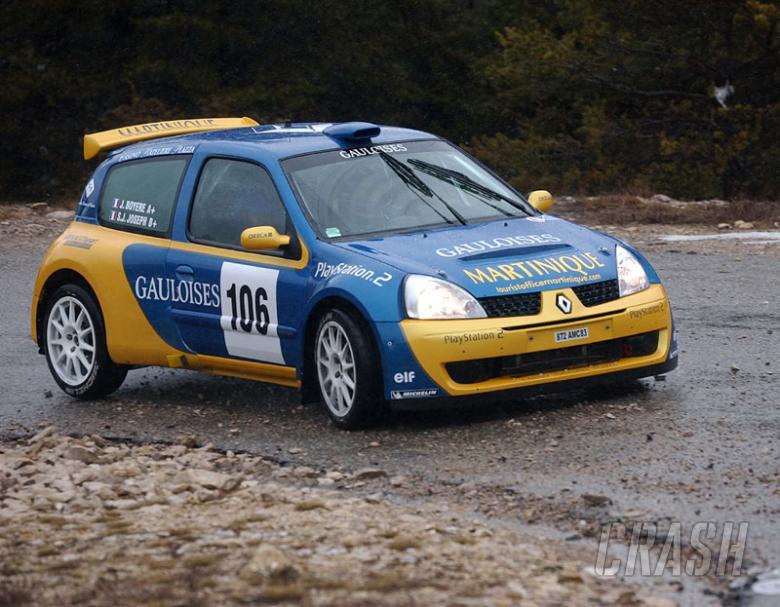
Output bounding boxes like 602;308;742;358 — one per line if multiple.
175;265;195;280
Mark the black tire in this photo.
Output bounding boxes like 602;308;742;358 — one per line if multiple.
313;308;384;429
42;284;127;399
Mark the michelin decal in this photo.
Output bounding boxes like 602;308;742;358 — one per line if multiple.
390;389;439;400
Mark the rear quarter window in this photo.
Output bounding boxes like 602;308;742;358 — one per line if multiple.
99;156;190;236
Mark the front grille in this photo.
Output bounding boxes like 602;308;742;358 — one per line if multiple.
479;279;619;318
446;331;659;384
573;279;620;307
478;292;541;318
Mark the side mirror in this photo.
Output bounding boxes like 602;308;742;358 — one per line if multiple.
527;190;553;213
240;226;290;251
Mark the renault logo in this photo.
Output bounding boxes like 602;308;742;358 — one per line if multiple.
556;293;572;314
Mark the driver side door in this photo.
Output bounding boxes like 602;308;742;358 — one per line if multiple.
166;157;301;367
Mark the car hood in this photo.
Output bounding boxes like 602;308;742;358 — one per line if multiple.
332;216;619;298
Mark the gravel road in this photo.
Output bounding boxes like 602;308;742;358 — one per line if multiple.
1;224;778;606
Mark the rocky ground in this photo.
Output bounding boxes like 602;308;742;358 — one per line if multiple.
1;430;671;607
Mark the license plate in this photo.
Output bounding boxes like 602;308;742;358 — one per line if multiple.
554;327;589;343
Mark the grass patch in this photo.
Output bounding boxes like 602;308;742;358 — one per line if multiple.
95;511;122;523
226;519;246;532
227;512;270;532
142;557;178;570
387;537;421;551
245;513;269;523
183;554;221;569
452;535;477;545
378;529;398;539
48;558;81;571
35;515;68;528
255;583;304;602
361;571;421;593
141;571;178;585
167;527;195;541
36;546;60;558
294;500;326;512
305;577;350;590
199;576;219;589
104;520;134;535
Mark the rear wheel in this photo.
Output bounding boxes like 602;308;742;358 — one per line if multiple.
43;284;127;398
314;309;382;429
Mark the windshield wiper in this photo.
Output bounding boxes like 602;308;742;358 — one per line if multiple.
407;158;530;216
378;152;466;225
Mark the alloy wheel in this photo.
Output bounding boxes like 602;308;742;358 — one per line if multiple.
46;296;96;386
316;320;357;417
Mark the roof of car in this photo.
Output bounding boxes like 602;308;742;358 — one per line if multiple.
106;123;438;162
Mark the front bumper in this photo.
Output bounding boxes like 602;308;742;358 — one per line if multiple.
400;284;674;397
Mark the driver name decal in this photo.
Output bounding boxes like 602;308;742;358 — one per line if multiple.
109;198;160;229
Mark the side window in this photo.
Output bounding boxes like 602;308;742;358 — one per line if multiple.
189;158;290;249
99;156;189;236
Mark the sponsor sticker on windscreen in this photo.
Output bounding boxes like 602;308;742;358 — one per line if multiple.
555;327;589;343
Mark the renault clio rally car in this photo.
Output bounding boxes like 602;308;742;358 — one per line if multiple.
32;117;678;428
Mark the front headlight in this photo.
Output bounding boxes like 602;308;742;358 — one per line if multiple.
616;245;649;296
404;274;487;319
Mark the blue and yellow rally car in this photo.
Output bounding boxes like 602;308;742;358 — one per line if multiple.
32;117;677;428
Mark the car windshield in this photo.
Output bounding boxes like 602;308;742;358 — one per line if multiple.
282;140;533;239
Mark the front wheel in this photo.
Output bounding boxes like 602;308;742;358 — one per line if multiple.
43;284;127;399
314;309;383;429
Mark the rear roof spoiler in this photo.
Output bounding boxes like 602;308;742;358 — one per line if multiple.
83;116;259;159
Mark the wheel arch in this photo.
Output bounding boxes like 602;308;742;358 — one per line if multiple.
300;295;384;404
35;269;101;354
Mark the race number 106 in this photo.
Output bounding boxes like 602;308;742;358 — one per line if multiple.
226;283;269;335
